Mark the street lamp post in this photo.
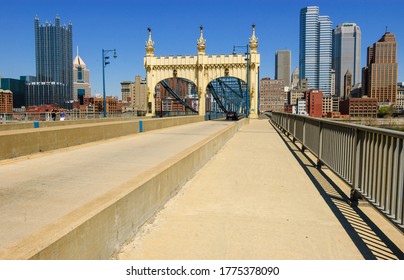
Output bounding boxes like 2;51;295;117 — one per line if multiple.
233;44;250;117
102;48;117;118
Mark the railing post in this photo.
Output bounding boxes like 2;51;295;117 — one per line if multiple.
302;117;306;153
350;127;361;206
317;121;323;169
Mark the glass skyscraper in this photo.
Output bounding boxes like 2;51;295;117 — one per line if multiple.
27;16;73;108
332;23;361;99
299;6;333;95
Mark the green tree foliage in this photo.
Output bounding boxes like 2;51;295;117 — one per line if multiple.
378;106;395;118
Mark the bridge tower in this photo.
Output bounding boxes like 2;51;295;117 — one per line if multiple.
144;25;260;118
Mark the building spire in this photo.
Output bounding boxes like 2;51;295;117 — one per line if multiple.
197;25;206;54
145;27;155;56
249;24;258;54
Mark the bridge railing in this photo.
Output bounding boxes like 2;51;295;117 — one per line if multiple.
270;112;404;231
0;111;137;123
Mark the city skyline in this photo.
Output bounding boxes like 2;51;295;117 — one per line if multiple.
0;0;403;99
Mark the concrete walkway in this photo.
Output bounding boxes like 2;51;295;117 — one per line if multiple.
0;121;233;253
116;119;404;260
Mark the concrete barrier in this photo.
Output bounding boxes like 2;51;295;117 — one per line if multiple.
0;116;204;161
0;117;146;131
0;118;248;259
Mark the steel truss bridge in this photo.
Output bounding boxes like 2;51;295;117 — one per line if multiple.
157;77;248;116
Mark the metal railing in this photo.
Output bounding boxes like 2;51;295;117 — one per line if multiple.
271;112;404;231
0;111;141;123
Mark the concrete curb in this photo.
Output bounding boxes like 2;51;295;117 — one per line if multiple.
0;116;204;161
0;118;249;259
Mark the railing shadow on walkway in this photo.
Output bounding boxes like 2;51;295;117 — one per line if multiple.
269;120;404;260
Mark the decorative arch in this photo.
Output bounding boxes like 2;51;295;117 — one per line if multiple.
144;25;260;118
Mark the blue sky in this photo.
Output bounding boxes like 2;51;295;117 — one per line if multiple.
0;0;403;98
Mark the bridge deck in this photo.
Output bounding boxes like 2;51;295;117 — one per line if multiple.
0;120;233;256
1;119;403;259
115;119;404;260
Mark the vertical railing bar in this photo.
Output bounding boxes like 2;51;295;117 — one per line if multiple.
319;121;323;164
375;134;382;206
386;136;394;215
338;129;342;176
345;129;349;180
381;135;388;211
369;133;377;202
302;118;306;151
374;133;381;204
341;129;345;179
369;132;375;201
348;129;353;183
397;140;404;225
366;131;371;196
391;137;399;219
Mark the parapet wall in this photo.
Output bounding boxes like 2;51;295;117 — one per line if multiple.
0;116;204;161
1;118;249;259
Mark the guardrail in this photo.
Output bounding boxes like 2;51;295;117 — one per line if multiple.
0;112;135;123
270;112;404;231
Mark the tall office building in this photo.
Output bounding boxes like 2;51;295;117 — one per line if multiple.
344;70;352;99
333;23;361;99
1;78;26;108
291;67;299;89
259;78;286;113
73;49;91;104
0;89;13;113
300;6;333;95
362;32;398;104
27;16;73;108
275;50;291;87
121;76;148;111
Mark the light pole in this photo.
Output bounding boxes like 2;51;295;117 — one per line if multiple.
102;48;117;118
233;44;250;117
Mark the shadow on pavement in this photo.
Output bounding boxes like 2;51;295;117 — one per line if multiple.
269;120;404;260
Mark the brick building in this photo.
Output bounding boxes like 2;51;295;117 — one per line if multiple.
339;97;378;118
305;89;323;118
259;78;286;112
0;89;13;113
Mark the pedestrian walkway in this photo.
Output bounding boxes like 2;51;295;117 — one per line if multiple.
0;120;234;256
115;119;404;260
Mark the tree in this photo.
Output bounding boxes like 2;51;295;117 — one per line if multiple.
378;105;395;118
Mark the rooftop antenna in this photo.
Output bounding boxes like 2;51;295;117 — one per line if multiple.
385;26;388;33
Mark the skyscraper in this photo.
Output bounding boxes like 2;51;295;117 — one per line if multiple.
299;6;333;95
333;23;361;99
73;49;91;105
27;16;73;108
275;50;291;87
291;67;299;89
362;32;398;104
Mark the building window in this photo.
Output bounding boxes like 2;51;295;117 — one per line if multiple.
77;67;83;82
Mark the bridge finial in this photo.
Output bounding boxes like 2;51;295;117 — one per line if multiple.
197;25;206;54
249;24;258;54
145;27;155;56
